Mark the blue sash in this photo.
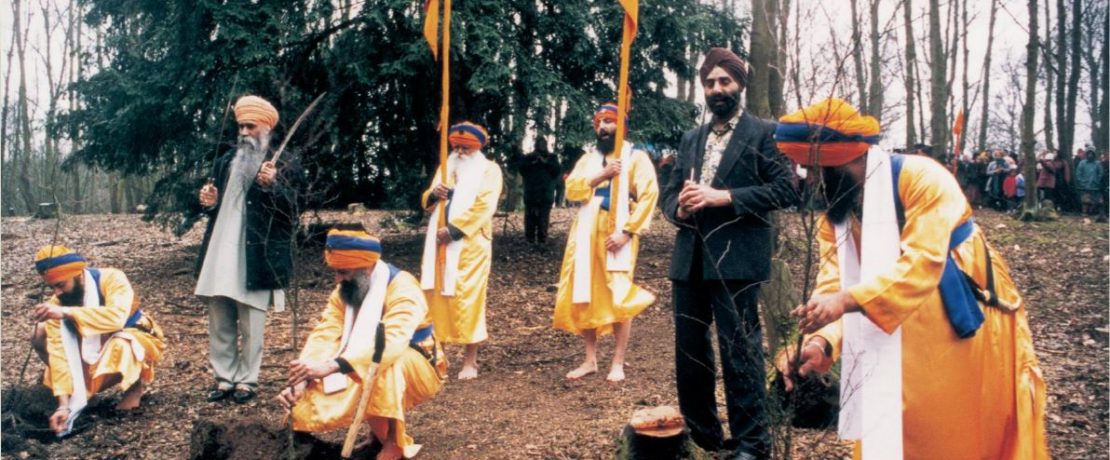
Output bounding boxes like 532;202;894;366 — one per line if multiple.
890;155;984;338
87;269;143;328
594;186;611;211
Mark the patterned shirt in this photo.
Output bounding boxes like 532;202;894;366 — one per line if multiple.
700;111;743;185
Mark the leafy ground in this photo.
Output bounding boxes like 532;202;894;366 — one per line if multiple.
1;207;1106;459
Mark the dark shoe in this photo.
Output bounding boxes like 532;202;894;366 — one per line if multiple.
206;388;231;402
231;387;256;404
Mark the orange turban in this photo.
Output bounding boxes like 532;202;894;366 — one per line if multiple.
324;229;382;270
593;103;620;131
774;97;881;167
234;95;279;131
34;245;87;284
448;121;488;150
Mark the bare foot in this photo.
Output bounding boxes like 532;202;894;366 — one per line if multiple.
457;364;479;380
606;364;625;383
376;440;403;460
115;381;144;410
565;361;598;380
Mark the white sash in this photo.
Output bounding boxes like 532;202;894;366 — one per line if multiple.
420;152;487;296
321;262;389;394
571;144;634;303
833;147;904;458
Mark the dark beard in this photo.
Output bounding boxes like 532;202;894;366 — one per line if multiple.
707;89;740;119
339;273;372;306
57;281;85;306
597;133;615;153
823;167;862;225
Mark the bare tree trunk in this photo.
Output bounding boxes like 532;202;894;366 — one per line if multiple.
928;0;948;160
904;0;918;148
1055;0;1068;161
850;0;868;109
15;0;39;213
747;0;773;117
1021;0;1040;219
1098;13;1109;153
957;0;969;155
1043;0;1056;152
771;0;790;117
977;0;999;150
1063;0;1081;158
866;0;883;120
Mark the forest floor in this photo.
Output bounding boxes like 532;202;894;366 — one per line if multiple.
1;207;1106;459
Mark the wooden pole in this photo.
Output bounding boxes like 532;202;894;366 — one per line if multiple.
340;323;387;458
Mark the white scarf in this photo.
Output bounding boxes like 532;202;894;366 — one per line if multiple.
572;143;633;304
56;269;144;437
321;262;390;394
833;147;903;458
420;152;488;296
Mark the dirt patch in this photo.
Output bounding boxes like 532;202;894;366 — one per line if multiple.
187;419;351;460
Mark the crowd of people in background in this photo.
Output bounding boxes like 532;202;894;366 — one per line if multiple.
947;145;1107;220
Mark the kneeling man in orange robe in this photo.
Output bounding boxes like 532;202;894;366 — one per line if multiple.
278;228;446;460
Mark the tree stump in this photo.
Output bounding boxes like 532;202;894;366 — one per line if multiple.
615;406;710;460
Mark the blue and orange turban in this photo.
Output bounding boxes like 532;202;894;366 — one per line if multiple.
774;97;881;167
35;245;87;284
593;103;619;131
448;122;488;150
324;229;382;270
234;95;279;131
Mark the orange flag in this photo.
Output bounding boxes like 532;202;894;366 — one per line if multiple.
423;0;440;59
951;110;965;173
609;0;638;232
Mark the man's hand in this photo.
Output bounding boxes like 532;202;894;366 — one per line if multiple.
776;336;834;392
255;160;277;187
605;232;633;253
792;291;860;334
677;181;731;213
433;184;452;201
32;303;65;322
591;160;622;187
276;382;307;413
436;227;452;245
49;407;70;434
288;359;339;387
199;184;219;208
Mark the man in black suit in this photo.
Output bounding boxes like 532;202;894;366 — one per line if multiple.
660;48;797;459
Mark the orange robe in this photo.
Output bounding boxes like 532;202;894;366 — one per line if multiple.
42;268;165;397
811;155;1048;459
292;270;446;458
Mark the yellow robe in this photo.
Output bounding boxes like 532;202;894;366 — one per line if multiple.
553;147;659;336
42;268;165;397
420;158;503;344
810;155;1048;459
292;270;447;457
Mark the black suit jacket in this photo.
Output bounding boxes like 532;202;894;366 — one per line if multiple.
194;149;305;290
661;111;797;282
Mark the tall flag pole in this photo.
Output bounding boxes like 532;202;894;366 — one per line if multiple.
424;0;451;284
609;0;638;233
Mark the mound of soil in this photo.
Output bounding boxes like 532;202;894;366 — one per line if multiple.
188;419;371;460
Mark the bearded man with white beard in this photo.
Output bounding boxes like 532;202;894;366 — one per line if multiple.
195;95;305;404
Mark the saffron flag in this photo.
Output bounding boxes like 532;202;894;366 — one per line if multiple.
424;0;452;283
